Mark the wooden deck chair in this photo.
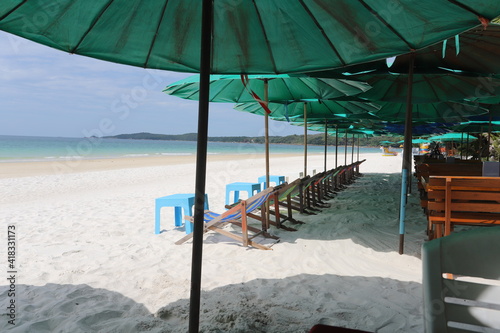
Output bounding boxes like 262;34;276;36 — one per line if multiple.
262;179;303;230
176;187;277;250
422;227;500;332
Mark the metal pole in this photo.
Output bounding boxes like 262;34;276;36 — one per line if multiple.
189;0;212;331
324;119;328;172
304;103;308;177
399;51;415;255
264;80;270;188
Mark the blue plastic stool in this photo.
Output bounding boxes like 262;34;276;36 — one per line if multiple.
155;193;209;234
258;175;286;190
225;182;261;205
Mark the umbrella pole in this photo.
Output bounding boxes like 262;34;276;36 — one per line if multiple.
264;80;270;188
466;132;470;160
351;133;355;164
344;129;348;166
357;135;360;162
488;114;493;159
263;80;271;230
399;52;415;255
324;119;328;172
335;126;339;169
460;132;464;159
189;1;212;332
304;103;308;177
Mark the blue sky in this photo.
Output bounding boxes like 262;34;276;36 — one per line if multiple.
0;32;305;138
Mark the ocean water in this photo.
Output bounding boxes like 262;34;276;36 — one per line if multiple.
0;135;382;162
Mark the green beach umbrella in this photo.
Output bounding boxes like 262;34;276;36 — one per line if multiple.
355;73;500;104
453;121;500;133
390;24;500;76
3;1;500;330
371;101;488;123
164;74;371;103
1;1;497;74
430;133;478;142
165;74;371;189
397;138;429;144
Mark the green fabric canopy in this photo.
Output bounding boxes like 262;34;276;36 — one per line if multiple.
371;101;488;123
430;133;477;141
164;74;370;102
354;73;500;103
234;100;379;119
453;121;500;132
1;1;500;74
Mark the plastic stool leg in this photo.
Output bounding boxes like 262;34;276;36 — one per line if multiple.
155;203;162;234
174;206;183;227
234;190;240;203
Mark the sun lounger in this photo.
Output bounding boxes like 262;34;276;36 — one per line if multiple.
176;187;277;250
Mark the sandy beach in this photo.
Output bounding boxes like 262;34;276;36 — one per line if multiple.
0;152;428;332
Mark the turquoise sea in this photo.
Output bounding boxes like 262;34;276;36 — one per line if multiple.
0;135;382;162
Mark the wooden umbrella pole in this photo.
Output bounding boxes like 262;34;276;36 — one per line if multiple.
466;132;470;159
335;125;339;169
344;129;348;166
324;119;328;172
351;133;355;164
460;132;464;159
264;79;270;188
304;103;308;177
190;0;212;331
357;135;360;162
399;51;415;255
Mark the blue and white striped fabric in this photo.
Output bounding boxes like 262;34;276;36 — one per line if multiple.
203;191;272;223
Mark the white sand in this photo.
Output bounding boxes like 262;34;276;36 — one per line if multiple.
0;152;428;332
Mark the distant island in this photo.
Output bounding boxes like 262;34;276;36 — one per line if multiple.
103;132;402;147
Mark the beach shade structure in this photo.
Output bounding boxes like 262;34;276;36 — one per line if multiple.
396;138;429;144
163;74;371;103
164;74;370;190
380;140;395;146
453;120;500;133
370;101;489;123
390;24;500;76
354;73;500;104
429;132;477;142
383;122;451;136
3;2;500;331
235;100;380;175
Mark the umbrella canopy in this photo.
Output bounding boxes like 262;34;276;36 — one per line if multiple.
383;122;451;136
390;24;500;75
234;100;380;119
163;74;371;102
371;101;488;123
1;1;498;74
355;73;500;103
397;138;429;144
430;132;478;141
453;120;500;132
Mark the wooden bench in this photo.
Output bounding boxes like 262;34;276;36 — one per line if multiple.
426;176;500;239
416;162;483;210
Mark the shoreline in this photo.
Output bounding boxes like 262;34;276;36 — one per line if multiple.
0;152;333;179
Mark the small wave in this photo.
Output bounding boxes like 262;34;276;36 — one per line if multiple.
159;153;193;156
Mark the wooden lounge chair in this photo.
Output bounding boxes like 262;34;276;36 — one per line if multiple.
176;187;277;250
422;227;500;332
